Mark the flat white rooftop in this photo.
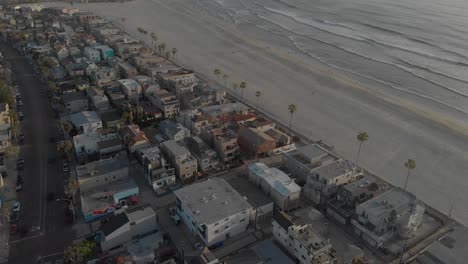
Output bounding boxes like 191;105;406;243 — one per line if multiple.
174;178;252;225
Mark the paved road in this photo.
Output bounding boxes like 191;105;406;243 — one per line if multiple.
0;43;74;264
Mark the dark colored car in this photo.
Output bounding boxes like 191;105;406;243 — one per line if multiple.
19;225;29;237
47;192;56;202
16;158;24;170
48;157;56;165
16;179;23;192
18;134;24;144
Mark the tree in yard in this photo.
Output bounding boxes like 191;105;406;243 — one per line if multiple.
8;109;19;138
288;104;297;130
165;51;171;59
51;96;61;106
0;203;11;224
158;43;166;54
232;82;238;93
213;68;221;80
63;240;97;264
0;81;13;106
355;132;369;166
403;159;416;190
121;109;133;125
62;122;72;134
171;48;178;60
65;178;80;204
58;140;73;158
48;80;58;94
255;91;262;106
239;81;247;100
222;74;229;92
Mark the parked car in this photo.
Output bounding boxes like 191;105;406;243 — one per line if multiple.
18;112;24;121
18;134;24;144
10;224;17;235
16;177;23;192
17;100;22;106
10;211;19;224
19;225;28;237
62;162;69;173
12;201;21;212
16;157;24;170
48;157;56;165
47;192;56;202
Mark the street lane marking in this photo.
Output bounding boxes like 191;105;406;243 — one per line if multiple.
39;252;64;259
7;233;43;245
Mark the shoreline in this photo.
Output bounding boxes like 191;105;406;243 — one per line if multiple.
38;0;468;225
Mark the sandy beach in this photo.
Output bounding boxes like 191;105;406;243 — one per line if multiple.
44;0;468;224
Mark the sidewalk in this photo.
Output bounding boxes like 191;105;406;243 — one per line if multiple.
0;153;20;264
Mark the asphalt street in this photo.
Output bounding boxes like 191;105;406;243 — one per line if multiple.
0;43;74;264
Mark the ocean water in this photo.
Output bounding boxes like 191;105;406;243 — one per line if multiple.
202;0;468;114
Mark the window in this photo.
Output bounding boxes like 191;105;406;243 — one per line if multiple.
214;222;219;226
214;230;219;234
225;225;229;229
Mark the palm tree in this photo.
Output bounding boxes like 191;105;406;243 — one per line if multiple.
213;69;221;80
288;104;297;130
403;159;416;190
171;48;177;60
222;74;229;92
158;43;166;54
239;81;247;100
355;132;369;166
232;82;238;93
150;32;158;49
255;91;262;106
